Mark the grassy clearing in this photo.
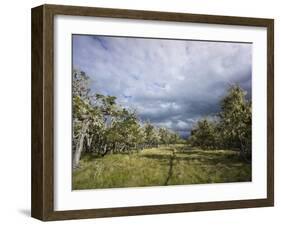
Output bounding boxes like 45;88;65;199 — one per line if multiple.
73;144;251;190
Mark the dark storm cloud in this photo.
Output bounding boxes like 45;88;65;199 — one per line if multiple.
73;35;252;137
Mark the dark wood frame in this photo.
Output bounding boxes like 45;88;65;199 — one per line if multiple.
31;4;274;221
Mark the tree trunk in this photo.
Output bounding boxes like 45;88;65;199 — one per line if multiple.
101;144;108;156
73;120;90;169
86;135;92;152
239;136;251;163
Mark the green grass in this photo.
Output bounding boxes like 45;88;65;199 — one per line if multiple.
73;145;251;190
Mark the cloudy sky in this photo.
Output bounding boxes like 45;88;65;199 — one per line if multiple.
73;35;252;137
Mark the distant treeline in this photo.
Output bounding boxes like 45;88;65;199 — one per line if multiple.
72;70;183;169
188;85;252;161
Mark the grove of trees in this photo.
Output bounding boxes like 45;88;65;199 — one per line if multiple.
189;85;252;161
72;70;183;169
72;69;252;169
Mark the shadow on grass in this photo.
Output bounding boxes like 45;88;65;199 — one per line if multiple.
141;153;171;161
80;153;104;161
81;147;252;169
176;145;198;152
141;150;251;168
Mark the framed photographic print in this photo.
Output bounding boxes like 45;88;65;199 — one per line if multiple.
31;4;274;221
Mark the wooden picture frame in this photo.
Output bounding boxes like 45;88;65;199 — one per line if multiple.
31;4;274;221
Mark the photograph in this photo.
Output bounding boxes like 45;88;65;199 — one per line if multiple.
72;34;252;190
31;4;274;220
